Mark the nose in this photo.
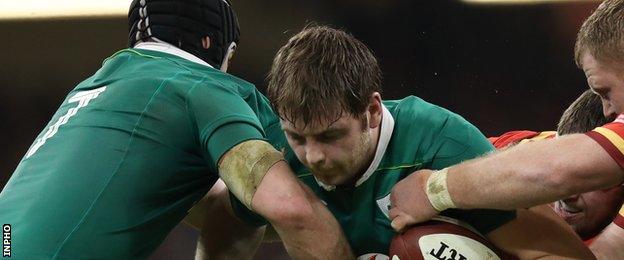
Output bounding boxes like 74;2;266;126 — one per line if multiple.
602;99;616;118
305;141;326;167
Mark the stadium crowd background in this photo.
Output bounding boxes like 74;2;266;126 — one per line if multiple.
0;0;603;259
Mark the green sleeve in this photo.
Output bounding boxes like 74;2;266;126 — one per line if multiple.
229;192;269;227
187;82;266;172
427;113;516;235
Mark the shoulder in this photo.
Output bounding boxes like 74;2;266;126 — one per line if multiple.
385;96;480;140
121;48;257;91
586;114;624;151
384;96;493;167
594;115;624;136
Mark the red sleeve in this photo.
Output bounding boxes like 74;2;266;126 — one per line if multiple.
585;115;624;170
488;130;540;149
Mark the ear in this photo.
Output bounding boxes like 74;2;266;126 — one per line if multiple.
367;92;383;129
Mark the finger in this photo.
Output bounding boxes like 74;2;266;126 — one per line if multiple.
389;207;401;220
390;216;406;232
391;213;417;232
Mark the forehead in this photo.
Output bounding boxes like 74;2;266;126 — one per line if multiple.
581;52;604;75
582;52;623;76
281;114;359;135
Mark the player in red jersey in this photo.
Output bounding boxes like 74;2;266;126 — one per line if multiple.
488;91;623;245
489;130;556;149
389;2;624;258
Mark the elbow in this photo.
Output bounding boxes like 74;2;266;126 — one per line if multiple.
262;194;317;231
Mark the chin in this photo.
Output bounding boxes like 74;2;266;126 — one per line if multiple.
320;178;343;186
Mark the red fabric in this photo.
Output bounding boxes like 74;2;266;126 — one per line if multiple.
583;236;596;246
586;120;624;171
613;211;624;229
587;115;624;229
488;131;540;149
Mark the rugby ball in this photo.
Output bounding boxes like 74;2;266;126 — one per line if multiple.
389;218;515;260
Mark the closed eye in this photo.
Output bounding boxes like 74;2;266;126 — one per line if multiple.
287;132;306;144
317;133;343;143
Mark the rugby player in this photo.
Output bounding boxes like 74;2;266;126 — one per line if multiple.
388;1;624;258
0;1;353;259
489;90;623;243
187;25;593;259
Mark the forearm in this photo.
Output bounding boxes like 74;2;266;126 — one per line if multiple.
447;134;622;210
217;141;353;259
252;161;354;259
590;223;624;260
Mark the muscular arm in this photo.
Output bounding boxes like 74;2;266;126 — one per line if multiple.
488;205;594;259
391;134;623;231
217;141;353;259
249;161;353;259
186;159;353;259
447;134;622;210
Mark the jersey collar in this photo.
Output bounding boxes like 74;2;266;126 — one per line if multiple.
134;39;215;68
355;104;395;186
314;104;395;190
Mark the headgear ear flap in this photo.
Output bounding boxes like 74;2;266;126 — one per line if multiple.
128;0;241;69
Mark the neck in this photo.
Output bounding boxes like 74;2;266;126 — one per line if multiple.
339;124;382;188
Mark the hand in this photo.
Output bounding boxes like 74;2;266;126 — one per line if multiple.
389;169;439;232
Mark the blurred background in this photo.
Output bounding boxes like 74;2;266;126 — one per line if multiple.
0;0;601;258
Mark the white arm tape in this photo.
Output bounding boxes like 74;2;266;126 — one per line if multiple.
426;168;457;212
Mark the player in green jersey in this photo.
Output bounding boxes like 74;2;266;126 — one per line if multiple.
187;26;594;259
0;1;353;259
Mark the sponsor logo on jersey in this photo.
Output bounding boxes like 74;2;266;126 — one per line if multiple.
377;193;391;219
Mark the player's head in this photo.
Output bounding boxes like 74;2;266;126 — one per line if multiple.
128;0;240;71
553;89;623;240
557;89;616;135
575;0;624;117
267;25;382;186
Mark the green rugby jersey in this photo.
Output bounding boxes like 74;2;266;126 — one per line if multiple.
232;96;515;256
0;44;278;259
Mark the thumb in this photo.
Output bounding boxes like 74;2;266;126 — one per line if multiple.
390;213;417;233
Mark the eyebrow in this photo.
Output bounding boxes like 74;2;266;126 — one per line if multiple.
282;125;347;137
318;128;347;136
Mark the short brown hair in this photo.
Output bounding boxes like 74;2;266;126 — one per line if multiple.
557;89;614;135
574;0;624;67
267;25;382;128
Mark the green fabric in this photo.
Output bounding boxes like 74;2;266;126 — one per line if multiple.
0;48;278;259
232;96;515;256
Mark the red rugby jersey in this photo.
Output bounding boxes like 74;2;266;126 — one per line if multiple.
586;115;624;228
489;130;556;149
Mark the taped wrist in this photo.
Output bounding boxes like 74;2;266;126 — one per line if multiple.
218;140;284;210
426;168;456;212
